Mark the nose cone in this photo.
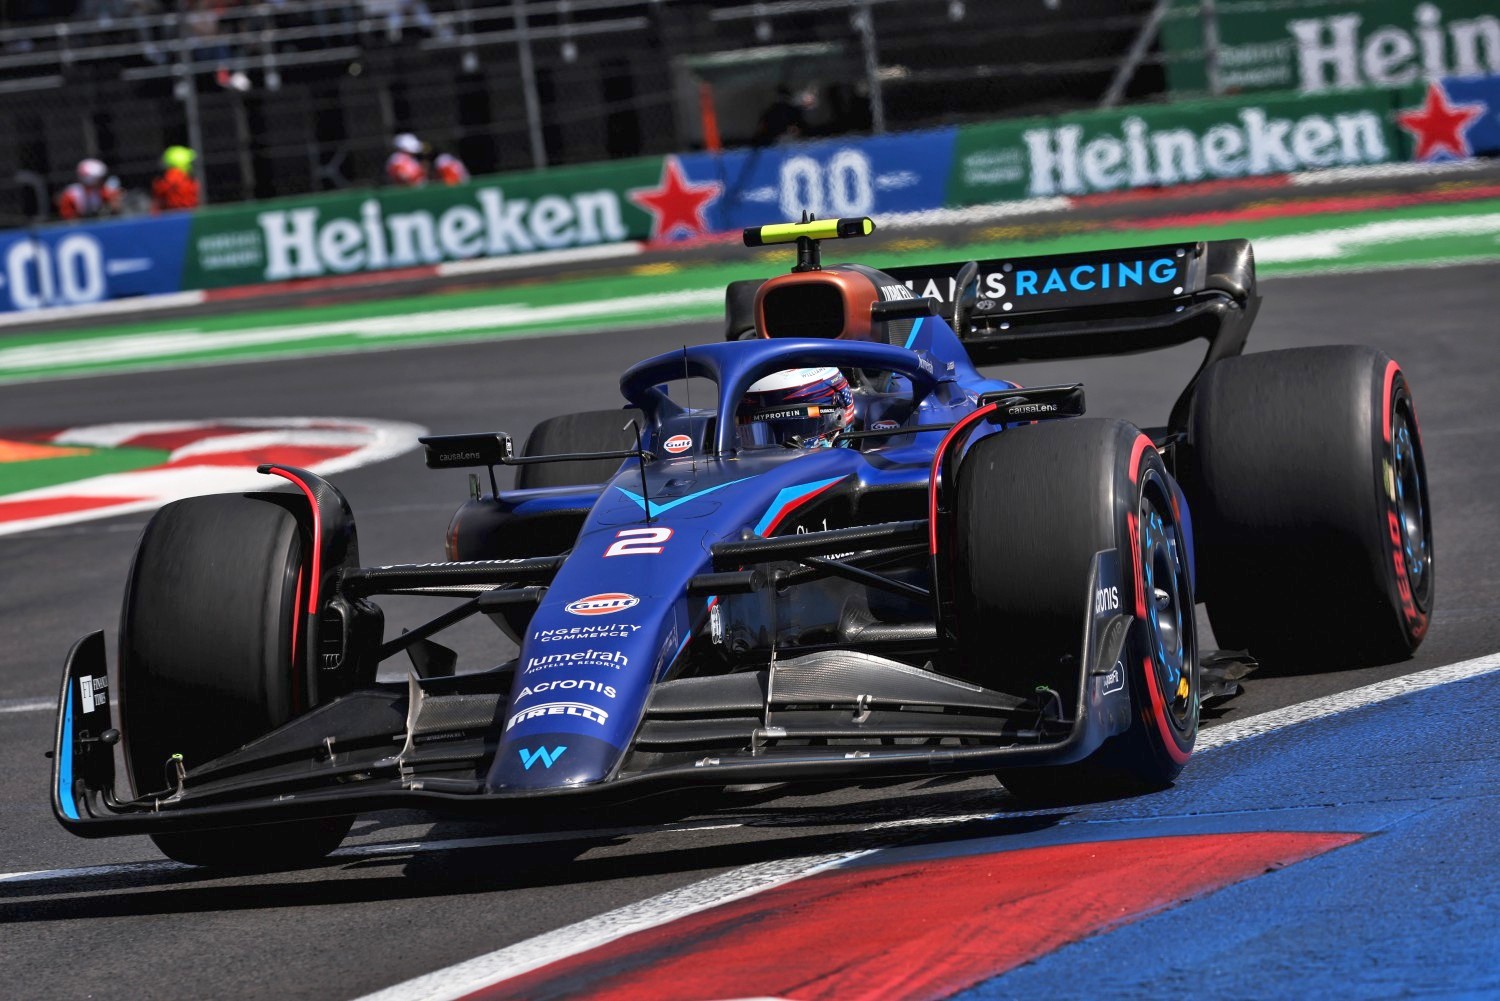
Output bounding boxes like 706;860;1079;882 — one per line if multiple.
488;731;622;791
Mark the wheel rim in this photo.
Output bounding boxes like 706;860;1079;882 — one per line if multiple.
1138;480;1195;732
1391;406;1431;607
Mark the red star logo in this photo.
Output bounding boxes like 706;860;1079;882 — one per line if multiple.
629;157;721;241
1398;82;1486;161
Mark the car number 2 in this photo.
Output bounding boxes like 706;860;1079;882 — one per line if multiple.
604;527;674;556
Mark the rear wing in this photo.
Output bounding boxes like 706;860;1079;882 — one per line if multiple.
722;238;1258;431
882;239;1257;362
883;239;1259;430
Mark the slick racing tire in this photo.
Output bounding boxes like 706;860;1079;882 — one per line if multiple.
953;419;1199;802
1187;346;1432;669
515;408;646;490
119;493;352;869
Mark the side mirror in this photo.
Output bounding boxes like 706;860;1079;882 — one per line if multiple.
418;432;514;469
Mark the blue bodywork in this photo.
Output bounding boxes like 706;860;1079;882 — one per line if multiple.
52;234;1259;842
478;314;1191;793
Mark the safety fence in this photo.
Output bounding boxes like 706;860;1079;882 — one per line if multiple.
3;70;1496;313
0;0;1163;227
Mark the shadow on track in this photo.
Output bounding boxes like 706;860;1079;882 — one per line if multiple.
0;787;1072;924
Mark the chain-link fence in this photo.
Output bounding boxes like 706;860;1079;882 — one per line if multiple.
0;0;1230;227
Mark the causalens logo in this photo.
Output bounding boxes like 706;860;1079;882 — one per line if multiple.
518;745;567;770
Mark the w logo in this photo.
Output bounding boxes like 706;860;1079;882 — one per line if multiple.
519;745;567;770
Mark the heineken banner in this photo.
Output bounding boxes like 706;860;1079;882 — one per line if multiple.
2;73;1495;311
948;87;1412;202
182;157;666;289
1161;0;1500;95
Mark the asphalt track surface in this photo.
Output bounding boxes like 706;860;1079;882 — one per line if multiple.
1;262;1497;998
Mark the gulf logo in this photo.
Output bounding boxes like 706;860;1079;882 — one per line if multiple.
663;434;693;454
565;593;641;617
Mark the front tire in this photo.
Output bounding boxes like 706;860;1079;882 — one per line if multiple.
952;419;1198;803
119;493;351;868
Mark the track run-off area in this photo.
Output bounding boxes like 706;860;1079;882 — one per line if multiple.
0;200;1497;998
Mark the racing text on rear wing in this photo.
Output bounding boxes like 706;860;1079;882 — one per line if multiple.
883;242;1196;317
880;239;1258;370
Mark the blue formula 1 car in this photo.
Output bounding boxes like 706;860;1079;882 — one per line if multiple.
52;217;1433;868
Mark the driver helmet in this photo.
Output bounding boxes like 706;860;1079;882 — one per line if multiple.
736;367;854;448
392;132;424;155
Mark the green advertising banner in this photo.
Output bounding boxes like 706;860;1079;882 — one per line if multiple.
948;86;1413;203
1161;0;1500;95
183;156;668;289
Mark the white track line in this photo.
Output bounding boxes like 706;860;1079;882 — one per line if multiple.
353;650;1500;1001
0;291;205;329
0;698;54;714
362;848;877;1001
0;245;646;330
1196;652;1500;751
1289;160;1496;185
434;241;643;277
1252;213;1500;263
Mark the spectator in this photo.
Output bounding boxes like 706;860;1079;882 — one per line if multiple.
152;145;201;212
56;158;123;221
385;133;428;187
433;151;469;186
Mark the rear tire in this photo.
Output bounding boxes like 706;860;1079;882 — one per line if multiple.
952;419;1198;803
1187;346;1432;669
515;409;645;490
119;493;351;868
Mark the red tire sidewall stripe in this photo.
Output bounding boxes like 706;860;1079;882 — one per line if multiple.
1380;361;1429;639
265;468;323;616
1381;359;1398;444
928;403;999;554
265;467;322;712
1128;435;1191;765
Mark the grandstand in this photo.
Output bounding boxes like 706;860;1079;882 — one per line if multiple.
0;1;1162;226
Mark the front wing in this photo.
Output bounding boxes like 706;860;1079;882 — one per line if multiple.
53;550;1136;837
